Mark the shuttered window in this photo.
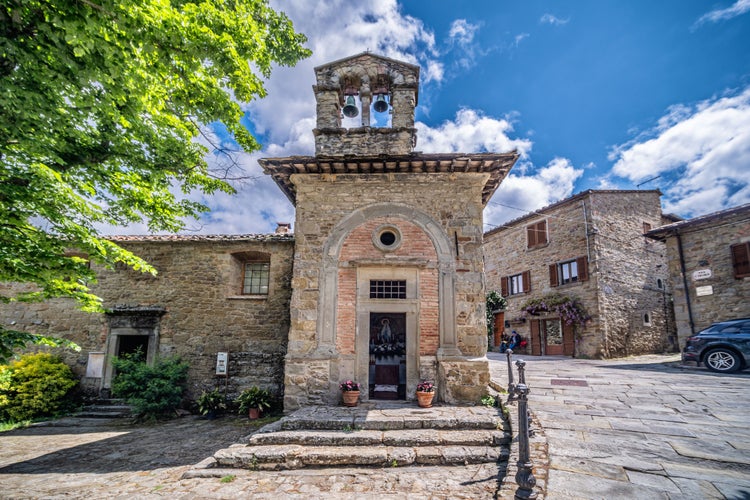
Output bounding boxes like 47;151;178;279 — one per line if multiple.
526;220;548;249
550;256;588;286
731;243;750;278
501;271;531;296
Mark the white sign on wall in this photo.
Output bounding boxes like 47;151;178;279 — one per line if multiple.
692;269;712;281
695;285;714;297
216;352;228;376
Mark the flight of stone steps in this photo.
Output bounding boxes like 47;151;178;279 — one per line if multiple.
199;403;510;472
76;398;133;419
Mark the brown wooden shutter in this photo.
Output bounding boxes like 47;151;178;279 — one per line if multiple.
522;270;531;293
526;225;536;248
731;243;750;278
501;276;509;297
577;256;589;282
549;264;558;287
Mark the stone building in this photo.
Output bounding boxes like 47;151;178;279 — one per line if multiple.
646;203;750;347
261;53;518;409
0;232;294;400
484;190;677;358
0;53;519;408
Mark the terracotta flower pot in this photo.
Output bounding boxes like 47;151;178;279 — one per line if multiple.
342;390;360;407
248;408;262;419
416;391;434;408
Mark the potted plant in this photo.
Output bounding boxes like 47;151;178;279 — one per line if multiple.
197;389;226;419
339;380;361;407
416;380;435;408
236;386;272;419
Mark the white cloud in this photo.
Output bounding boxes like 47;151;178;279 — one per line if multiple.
485;157;584;227
416;108;532;156
449;19;479;45
609;87;750;216
540;14;570;26
695;0;750;26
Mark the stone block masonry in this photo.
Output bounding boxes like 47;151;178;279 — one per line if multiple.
0;235;294;401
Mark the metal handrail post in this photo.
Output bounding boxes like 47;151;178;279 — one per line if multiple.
514;359;537;500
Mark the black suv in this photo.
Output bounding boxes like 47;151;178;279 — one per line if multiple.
683;318;750;373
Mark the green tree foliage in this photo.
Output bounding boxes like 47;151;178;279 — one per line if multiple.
111;351;189;420
0;352;78;422
0;0;311;358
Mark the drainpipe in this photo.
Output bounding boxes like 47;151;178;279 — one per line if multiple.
676;232;695;336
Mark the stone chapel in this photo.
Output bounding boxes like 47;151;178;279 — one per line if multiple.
260;53;518;409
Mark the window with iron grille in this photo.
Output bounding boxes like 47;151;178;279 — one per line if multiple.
243;262;270;295
369;280;407;299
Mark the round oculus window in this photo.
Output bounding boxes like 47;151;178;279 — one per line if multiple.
372;225;402;252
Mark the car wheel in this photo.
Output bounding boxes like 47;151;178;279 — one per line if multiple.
704;348;741;373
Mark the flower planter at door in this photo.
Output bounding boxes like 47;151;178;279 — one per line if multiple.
416;391;434;408
342;391;360;407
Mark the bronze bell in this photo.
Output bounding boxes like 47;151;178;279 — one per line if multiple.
342;95;359;118
373;94;389;113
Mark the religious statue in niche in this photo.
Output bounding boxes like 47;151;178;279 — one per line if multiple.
370;314;406;359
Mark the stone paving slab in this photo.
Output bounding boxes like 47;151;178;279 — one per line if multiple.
489;352;750;499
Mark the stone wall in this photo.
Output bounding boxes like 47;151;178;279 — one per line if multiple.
484;190;674;358
0;236;294;401
660;208;750;346
588;191;675;356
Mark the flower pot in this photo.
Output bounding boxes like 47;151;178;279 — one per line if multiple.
342;390;360;407
248;408;262;419
416;391;434;408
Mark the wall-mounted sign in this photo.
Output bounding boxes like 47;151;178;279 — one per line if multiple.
692;269;712;281
695;285;714;297
216;352;228;376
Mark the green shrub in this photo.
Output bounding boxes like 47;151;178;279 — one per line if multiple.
0;353;78;422
111;352;188;421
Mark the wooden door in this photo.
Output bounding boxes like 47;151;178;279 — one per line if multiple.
543;319;564;355
530;320;541;355
493;312;505;347
563;322;575;356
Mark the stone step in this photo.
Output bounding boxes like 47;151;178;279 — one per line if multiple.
248;429;511;447
77;402;133;419
274;405;505;432
214;443;510;470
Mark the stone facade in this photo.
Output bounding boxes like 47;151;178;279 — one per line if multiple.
484;190;676;358
646;203;750;347
0;234;294;400
261;53;518;409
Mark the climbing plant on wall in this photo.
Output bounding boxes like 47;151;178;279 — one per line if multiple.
520;294;591;328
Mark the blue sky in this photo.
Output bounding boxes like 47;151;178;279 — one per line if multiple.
118;0;750;235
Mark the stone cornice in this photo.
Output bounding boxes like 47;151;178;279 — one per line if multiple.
259;152;519;206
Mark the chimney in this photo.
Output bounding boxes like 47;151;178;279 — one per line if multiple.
275;222;291;234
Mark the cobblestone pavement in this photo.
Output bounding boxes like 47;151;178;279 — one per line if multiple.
0;411;505;499
490;352;750;499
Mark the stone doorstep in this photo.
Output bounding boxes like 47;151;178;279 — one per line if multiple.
279;414;502;431
213;444;510;470
248;429;512;447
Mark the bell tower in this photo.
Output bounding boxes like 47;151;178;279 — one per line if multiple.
312;52;419;156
